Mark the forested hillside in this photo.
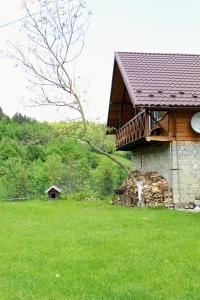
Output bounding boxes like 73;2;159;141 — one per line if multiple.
0;109;131;200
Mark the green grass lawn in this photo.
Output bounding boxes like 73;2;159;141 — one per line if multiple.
0;200;200;300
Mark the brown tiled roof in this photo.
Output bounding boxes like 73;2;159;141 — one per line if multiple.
116;52;200;107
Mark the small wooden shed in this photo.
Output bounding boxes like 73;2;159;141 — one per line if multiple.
45;186;61;199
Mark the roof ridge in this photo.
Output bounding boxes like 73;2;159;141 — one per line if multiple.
115;51;200;57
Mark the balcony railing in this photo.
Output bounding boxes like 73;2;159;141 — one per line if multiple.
116;111;147;149
116;110;170;149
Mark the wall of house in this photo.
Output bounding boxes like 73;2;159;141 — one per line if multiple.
131;141;200;206
171;141;200;205
168;110;200;141
131;143;170;181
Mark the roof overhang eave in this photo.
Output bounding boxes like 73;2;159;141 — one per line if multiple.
142;104;200;111
115;52;137;108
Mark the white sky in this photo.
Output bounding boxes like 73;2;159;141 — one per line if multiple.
0;0;200;122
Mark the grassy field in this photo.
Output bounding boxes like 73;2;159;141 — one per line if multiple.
0;200;200;300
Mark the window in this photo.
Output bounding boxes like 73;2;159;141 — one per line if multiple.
149;111;165;131
154;111;165;121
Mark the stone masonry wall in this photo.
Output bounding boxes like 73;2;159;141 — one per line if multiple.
131;143;170;181
171;141;200;205
131;141;200;205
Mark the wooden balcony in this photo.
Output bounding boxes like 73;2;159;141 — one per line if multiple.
116;111;147;149
116;110;173;150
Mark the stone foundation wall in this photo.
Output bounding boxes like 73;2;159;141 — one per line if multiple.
131;141;200;205
131;143;170;181
171;141;200;205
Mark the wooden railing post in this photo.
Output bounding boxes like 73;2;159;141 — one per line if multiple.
144;110;149;136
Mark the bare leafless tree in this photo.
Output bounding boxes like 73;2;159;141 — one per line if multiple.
9;0;142;202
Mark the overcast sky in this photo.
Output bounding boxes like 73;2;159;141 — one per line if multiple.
0;0;200;122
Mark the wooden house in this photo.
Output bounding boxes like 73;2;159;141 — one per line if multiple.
45;186;61;199
107;52;200;206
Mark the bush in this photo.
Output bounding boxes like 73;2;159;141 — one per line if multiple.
67;192;93;201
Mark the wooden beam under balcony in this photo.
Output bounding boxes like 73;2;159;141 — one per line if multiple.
146;136;175;142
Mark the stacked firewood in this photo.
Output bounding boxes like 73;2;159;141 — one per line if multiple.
113;171;173;207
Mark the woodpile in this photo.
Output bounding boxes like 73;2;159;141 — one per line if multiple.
113;171;173;207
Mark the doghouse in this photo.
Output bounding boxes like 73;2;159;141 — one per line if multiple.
45;186;61;200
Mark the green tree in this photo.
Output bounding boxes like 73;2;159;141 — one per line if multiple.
13;112;31;123
45;154;64;185
0;107;6;119
29;159;49;196
0;137;24;161
0;157;31;198
94;160;115;196
26;145;45;162
63;158;91;194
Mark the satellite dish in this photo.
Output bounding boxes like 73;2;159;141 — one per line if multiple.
191;112;200;133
